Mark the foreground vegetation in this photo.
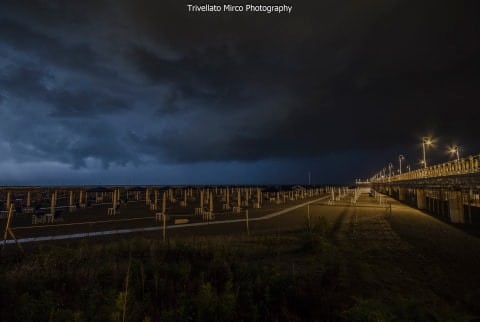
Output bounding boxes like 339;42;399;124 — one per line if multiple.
0;215;477;321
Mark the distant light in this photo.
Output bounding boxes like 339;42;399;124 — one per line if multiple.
448;145;460;161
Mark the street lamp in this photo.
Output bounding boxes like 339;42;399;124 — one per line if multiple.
398;154;405;174
449;146;460;162
406;165;411;172
388;162;394;177
422;137;433;168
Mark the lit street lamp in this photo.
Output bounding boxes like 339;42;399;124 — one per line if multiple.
398;154;405;174
422;137;433;168
406;165;411;172
449;146;460;162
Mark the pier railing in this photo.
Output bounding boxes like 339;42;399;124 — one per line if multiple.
372;154;480;183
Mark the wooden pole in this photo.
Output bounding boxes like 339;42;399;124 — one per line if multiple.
6;192;11;212
162;191;166;215
2;203;13;247
209;192;213;213
27;191;31;208
162;213;166;242
245;209;249;235
50;193;55;215
2;203;23;252
257;188;261;208
113;190;117;215
226;188;229;207
69;191;73;212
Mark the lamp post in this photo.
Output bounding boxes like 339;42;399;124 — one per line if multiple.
406;165;411;172
398;154;405;174
422;137;432;168
388;162;393;177
449;146;460;162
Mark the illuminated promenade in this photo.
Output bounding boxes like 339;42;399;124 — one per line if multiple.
369;153;480;225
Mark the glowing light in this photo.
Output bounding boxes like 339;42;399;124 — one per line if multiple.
448;145;460;161
422;136;433;168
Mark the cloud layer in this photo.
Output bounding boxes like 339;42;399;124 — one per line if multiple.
0;0;479;184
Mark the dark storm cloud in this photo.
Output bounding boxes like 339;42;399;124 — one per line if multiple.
0;66;130;117
123;1;480;155
127;43;278;115
0;18;115;80
0;0;479;182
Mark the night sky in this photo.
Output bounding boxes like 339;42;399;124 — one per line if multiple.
1;1;479;185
